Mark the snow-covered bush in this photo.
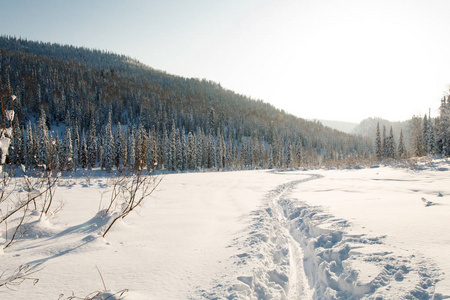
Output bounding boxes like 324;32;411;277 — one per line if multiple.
100;169;162;237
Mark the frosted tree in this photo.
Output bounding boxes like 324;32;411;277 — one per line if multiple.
0;95;16;173
168;124;177;171
385;127;396;159
437;97;450;156
179;128;187;170
36;109;49;167
128;129;136;171
135;122;147;171
186;132;196;170
382;125;388;159
25;121;36;168
61;128;73;171
162;127;169;169
207;132;216;169
80;132;88;169
268;144;274;169
375;122;383;160
115;123;125;172
87;119;97;170
217;131;226;169
9;118;22;166
427;114;435;155
102;112;114;172
409;115;423;157
50;134;60;171
397;130;406;159
72;123;80;170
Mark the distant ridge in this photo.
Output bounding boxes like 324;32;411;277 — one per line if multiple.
318;120;358;134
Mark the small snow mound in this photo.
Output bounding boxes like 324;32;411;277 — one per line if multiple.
4;217;60;240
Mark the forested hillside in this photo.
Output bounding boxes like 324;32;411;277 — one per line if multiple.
0;36;373;172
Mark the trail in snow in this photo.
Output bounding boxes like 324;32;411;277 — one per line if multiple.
197;173;322;299
199;169;442;299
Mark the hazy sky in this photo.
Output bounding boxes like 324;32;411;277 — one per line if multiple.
1;0;450;123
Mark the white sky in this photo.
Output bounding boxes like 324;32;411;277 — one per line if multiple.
1;0;450;122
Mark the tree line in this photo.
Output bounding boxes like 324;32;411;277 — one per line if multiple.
375;97;450;160
0;36;373;172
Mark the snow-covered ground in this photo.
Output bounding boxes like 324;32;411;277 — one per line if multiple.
1;159;449;299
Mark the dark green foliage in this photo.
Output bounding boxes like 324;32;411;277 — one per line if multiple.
0;36;373;171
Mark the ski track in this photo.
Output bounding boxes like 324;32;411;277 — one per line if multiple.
196;172;442;300
196;173;320;299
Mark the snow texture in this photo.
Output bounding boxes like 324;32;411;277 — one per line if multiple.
0;159;449;299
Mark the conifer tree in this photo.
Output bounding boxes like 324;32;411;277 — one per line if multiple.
128;129;136;171
62;128;73;171
410;115;424;157
80;132;88;169
102;112;114;172
115;123;125;172
25;121;36;168
72;122;80;170
87;119;97;170
186;132;196;170
268;144;274;169
37;109;49;167
427;114;435;155
386;127;396;159
382;125;387;159
397;130;406;159
50;134;60;171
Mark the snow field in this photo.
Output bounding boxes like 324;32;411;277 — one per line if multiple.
289;161;450;298
1;170;306;299
1;160;449;299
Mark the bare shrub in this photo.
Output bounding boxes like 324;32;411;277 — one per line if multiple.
101;169;162;237
0;264;42;290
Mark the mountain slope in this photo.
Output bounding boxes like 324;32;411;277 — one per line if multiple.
0;36;373;170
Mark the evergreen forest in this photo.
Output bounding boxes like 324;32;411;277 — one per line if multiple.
1;36;375;173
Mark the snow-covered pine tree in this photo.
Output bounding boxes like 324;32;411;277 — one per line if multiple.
9;117;22;166
135;122;147;171
25;121;36;169
227;133;235;169
176;128;183;170
50;133;60;171
37;109;49;167
437;97;450;156
381;125;387;159
387;127;396;159
186;131;196;170
409;115;423;157
217;131;226;169
207;132;216;169
87;118;97;170
115;122;125;172
72;122;80;170
80;131;88;169
268;144;274;169
397;130;406;159
295;141;303;167
62;127;73;171
168;123;177;171
422;114;429;155
180;128;187;170
427;114;435;155
162;126;169;170
102;112;114;172
127;129;136;171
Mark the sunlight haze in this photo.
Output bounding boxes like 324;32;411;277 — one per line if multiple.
1;0;450;123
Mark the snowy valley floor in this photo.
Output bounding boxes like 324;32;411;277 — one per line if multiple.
1;160;449;299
